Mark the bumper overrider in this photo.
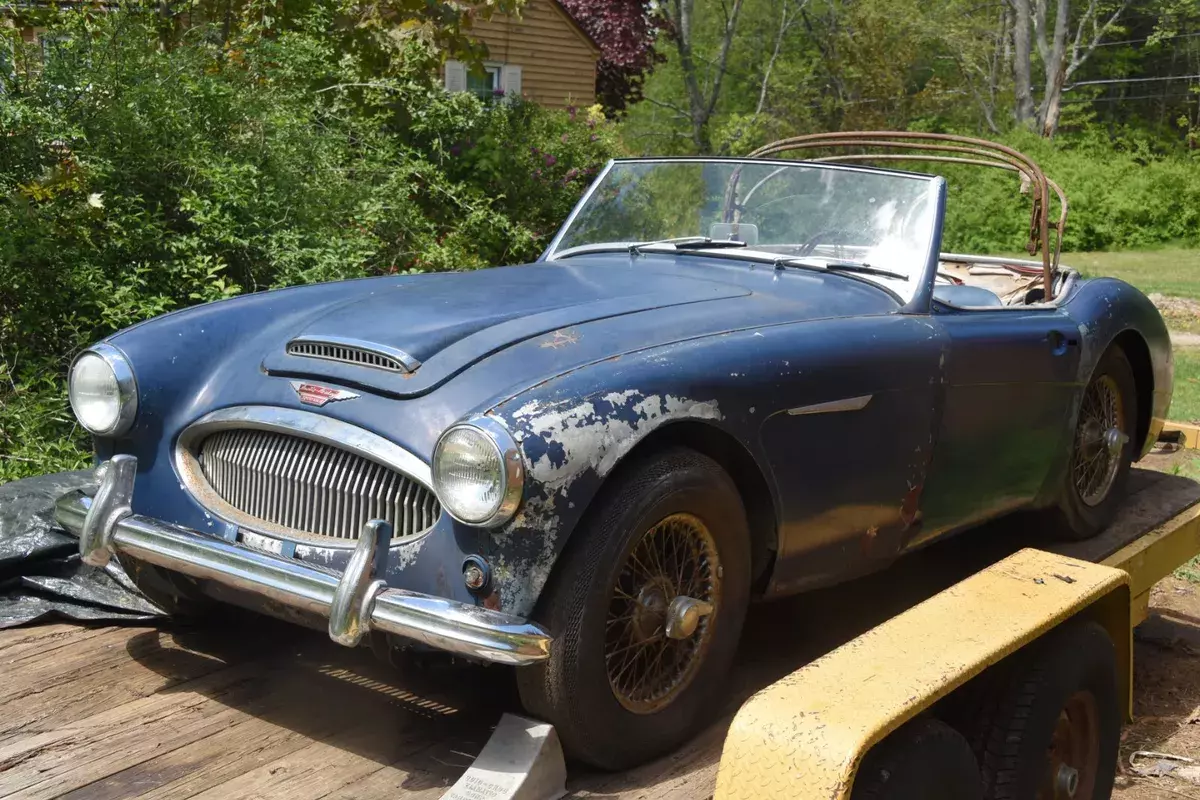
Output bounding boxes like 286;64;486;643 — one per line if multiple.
54;454;552;666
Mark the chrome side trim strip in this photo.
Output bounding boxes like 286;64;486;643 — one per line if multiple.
56;458;551;665
288;335;422;373
787;394;873;416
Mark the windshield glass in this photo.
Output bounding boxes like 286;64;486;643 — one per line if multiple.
548;160;941;299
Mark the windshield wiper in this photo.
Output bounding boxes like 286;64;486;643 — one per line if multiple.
630;237;748;255
774;256;910;282
551;237;749;260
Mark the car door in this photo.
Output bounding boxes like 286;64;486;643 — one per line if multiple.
913;305;1082;544
759;314;949;597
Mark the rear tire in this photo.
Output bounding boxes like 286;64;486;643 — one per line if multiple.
1049;347;1138;541
516;447;751;770
852;718;982;800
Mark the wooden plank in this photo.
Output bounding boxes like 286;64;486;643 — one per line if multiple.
0;624;119;662
1055;469;1200;563
55;692;357;800
0;627;249;742
571;722;728;799
183;724;440;800
0;663;273;799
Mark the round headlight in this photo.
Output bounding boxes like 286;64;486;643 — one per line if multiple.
432;417;524;527
69;344;137;436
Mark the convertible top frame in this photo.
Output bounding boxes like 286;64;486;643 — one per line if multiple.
734;132;1069;299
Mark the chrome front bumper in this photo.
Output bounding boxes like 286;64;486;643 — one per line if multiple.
54;455;551;666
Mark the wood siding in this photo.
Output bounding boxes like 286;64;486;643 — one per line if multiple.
467;1;598;108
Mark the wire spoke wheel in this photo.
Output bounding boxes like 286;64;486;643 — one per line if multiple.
1039;691;1100;800
1071;374;1125;507
605;512;721;714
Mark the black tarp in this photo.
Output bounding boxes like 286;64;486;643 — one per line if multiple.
0;471;165;628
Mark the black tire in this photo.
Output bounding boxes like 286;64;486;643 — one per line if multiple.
118;554;213;617
852;718;982;800
1049;347;1138;541
973;621;1119;800
516;446;751;770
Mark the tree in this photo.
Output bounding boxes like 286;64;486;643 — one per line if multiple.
660;0;747;152
557;0;662;113
1009;0;1132;136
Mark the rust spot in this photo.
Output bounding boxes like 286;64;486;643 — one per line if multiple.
900;484;923;527
483;590;502;611
540;329;580;349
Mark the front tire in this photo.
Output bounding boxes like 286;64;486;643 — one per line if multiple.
1050;347;1138;541
516;447;751;770
118;555;212;617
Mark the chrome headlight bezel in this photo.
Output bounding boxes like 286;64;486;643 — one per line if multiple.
432;416;524;528
68;343;138;437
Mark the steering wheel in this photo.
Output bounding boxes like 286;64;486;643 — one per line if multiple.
797;229;869;257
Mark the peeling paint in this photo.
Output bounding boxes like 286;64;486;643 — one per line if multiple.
517;391;722;483
493;390;723;615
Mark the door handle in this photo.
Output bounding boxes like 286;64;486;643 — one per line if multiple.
1047;330;1077;355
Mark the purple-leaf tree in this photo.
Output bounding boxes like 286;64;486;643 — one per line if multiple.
558;0;661;113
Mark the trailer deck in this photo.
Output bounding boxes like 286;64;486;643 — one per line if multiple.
2;461;1198;800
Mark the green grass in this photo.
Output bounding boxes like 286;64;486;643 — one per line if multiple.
1174;347;1200;424
1055;249;1200;424
1065;248;1200;299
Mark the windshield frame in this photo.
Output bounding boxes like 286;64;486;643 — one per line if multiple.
540;157;947;312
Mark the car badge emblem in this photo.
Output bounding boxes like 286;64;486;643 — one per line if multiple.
290;381;359;407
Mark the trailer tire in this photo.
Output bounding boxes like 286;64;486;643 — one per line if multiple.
516;447;751;771
852;718;982;800
974;620;1119;800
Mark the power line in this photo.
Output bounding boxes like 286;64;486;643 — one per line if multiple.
1066;73;1200;89
1063;91;1197;104
1096;30;1200;47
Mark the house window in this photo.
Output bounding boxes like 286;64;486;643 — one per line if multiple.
466;64;501;100
445;60;522;103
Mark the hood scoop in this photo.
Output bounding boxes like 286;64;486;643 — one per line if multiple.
286;337;422;374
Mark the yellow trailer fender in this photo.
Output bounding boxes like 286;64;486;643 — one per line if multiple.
714;548;1131;800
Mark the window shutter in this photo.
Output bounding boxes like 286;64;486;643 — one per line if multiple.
444;60;467;93
502;64;522;101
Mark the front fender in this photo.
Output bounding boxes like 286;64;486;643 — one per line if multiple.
485;385;734;616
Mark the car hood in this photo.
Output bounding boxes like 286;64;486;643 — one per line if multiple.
262;261;752;397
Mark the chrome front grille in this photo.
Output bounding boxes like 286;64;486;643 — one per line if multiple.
287;339;414;373
197;429;440;543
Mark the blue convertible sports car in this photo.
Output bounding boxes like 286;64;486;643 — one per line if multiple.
53;133;1172;769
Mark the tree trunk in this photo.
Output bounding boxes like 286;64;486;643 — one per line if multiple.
666;0;745;153
1037;0;1070;135
669;0;712;152
1011;0;1037;126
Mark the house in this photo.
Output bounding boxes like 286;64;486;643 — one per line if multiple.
444;0;600;109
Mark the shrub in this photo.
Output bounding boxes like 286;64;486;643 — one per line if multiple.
940;129;1200;255
0;6;619;481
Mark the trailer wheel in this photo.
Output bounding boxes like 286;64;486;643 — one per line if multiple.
852;718;982;800
517;447;751;770
974;620;1119;800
